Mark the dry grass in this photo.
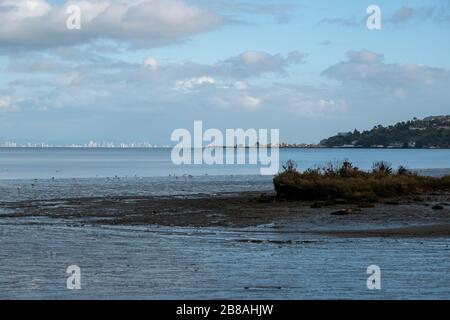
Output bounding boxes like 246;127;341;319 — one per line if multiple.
274;160;450;201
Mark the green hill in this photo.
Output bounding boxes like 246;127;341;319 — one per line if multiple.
320;116;450;148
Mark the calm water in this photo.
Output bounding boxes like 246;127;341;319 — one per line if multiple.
1;218;449;299
0;147;450;180
1;148;449;299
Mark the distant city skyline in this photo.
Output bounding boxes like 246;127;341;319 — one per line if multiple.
0;140;317;148
0;140;169;148
1;0;450;144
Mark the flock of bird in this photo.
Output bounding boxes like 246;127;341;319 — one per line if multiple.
14;173;198;193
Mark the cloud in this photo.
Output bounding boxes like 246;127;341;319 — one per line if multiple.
240;95;261;109
143;57;158;68
388;6;435;25
175;76;215;91
347;50;384;64
319;50;450;127
319;40;332;46
0;96;12;110
0;0;223;50
217;50;305;78
193;1;303;25
1;47;336;120
5;47;449;143
6;56;69;73
15;48;448;124
0;96;20;112
319;16;360;27
323;50;450;88
319;3;450;29
255;84;347;117
386;3;450;26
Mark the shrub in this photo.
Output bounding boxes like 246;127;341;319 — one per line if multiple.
372;161;393;176
274;160;450;201
397;165;412;176
282;159;298;172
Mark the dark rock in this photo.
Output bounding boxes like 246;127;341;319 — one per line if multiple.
432;205;444;210
257;194;274;203
385;201;399;205
358;203;375;208
330;208;353;216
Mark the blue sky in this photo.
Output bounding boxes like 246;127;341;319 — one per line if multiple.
0;0;449;144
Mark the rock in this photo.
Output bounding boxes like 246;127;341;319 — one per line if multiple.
432;205;444;210
311;202;322;208
385;201;399;205
330;208;353;216
334;199;347;204
257;194;274;203
358;203;375;208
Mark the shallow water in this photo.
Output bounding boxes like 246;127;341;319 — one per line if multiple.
1;147;450;180
0;175;273;202
0;217;449;299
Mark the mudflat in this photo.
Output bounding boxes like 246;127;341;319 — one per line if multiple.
1;191;450;237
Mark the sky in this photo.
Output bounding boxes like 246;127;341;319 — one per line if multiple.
0;0;449;144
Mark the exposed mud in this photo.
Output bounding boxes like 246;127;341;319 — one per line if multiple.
1;191;450;236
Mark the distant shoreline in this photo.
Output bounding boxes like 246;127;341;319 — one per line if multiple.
1;146;450;150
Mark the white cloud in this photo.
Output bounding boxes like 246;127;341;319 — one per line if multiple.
175;76;216;90
0;97;11;109
144;57;158;68
323;50;450;87
256;85;347;117
11;48;450;136
0;0;223;50
0;96;19;112
218;50;305;78
240;95;261;109
233;81;247;90
318;50;450;126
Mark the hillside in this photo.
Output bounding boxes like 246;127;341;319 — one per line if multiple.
320;116;450;148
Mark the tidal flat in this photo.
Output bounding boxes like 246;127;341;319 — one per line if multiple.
1;185;449;299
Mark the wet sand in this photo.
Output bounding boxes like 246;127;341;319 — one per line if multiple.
2;191;450;237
